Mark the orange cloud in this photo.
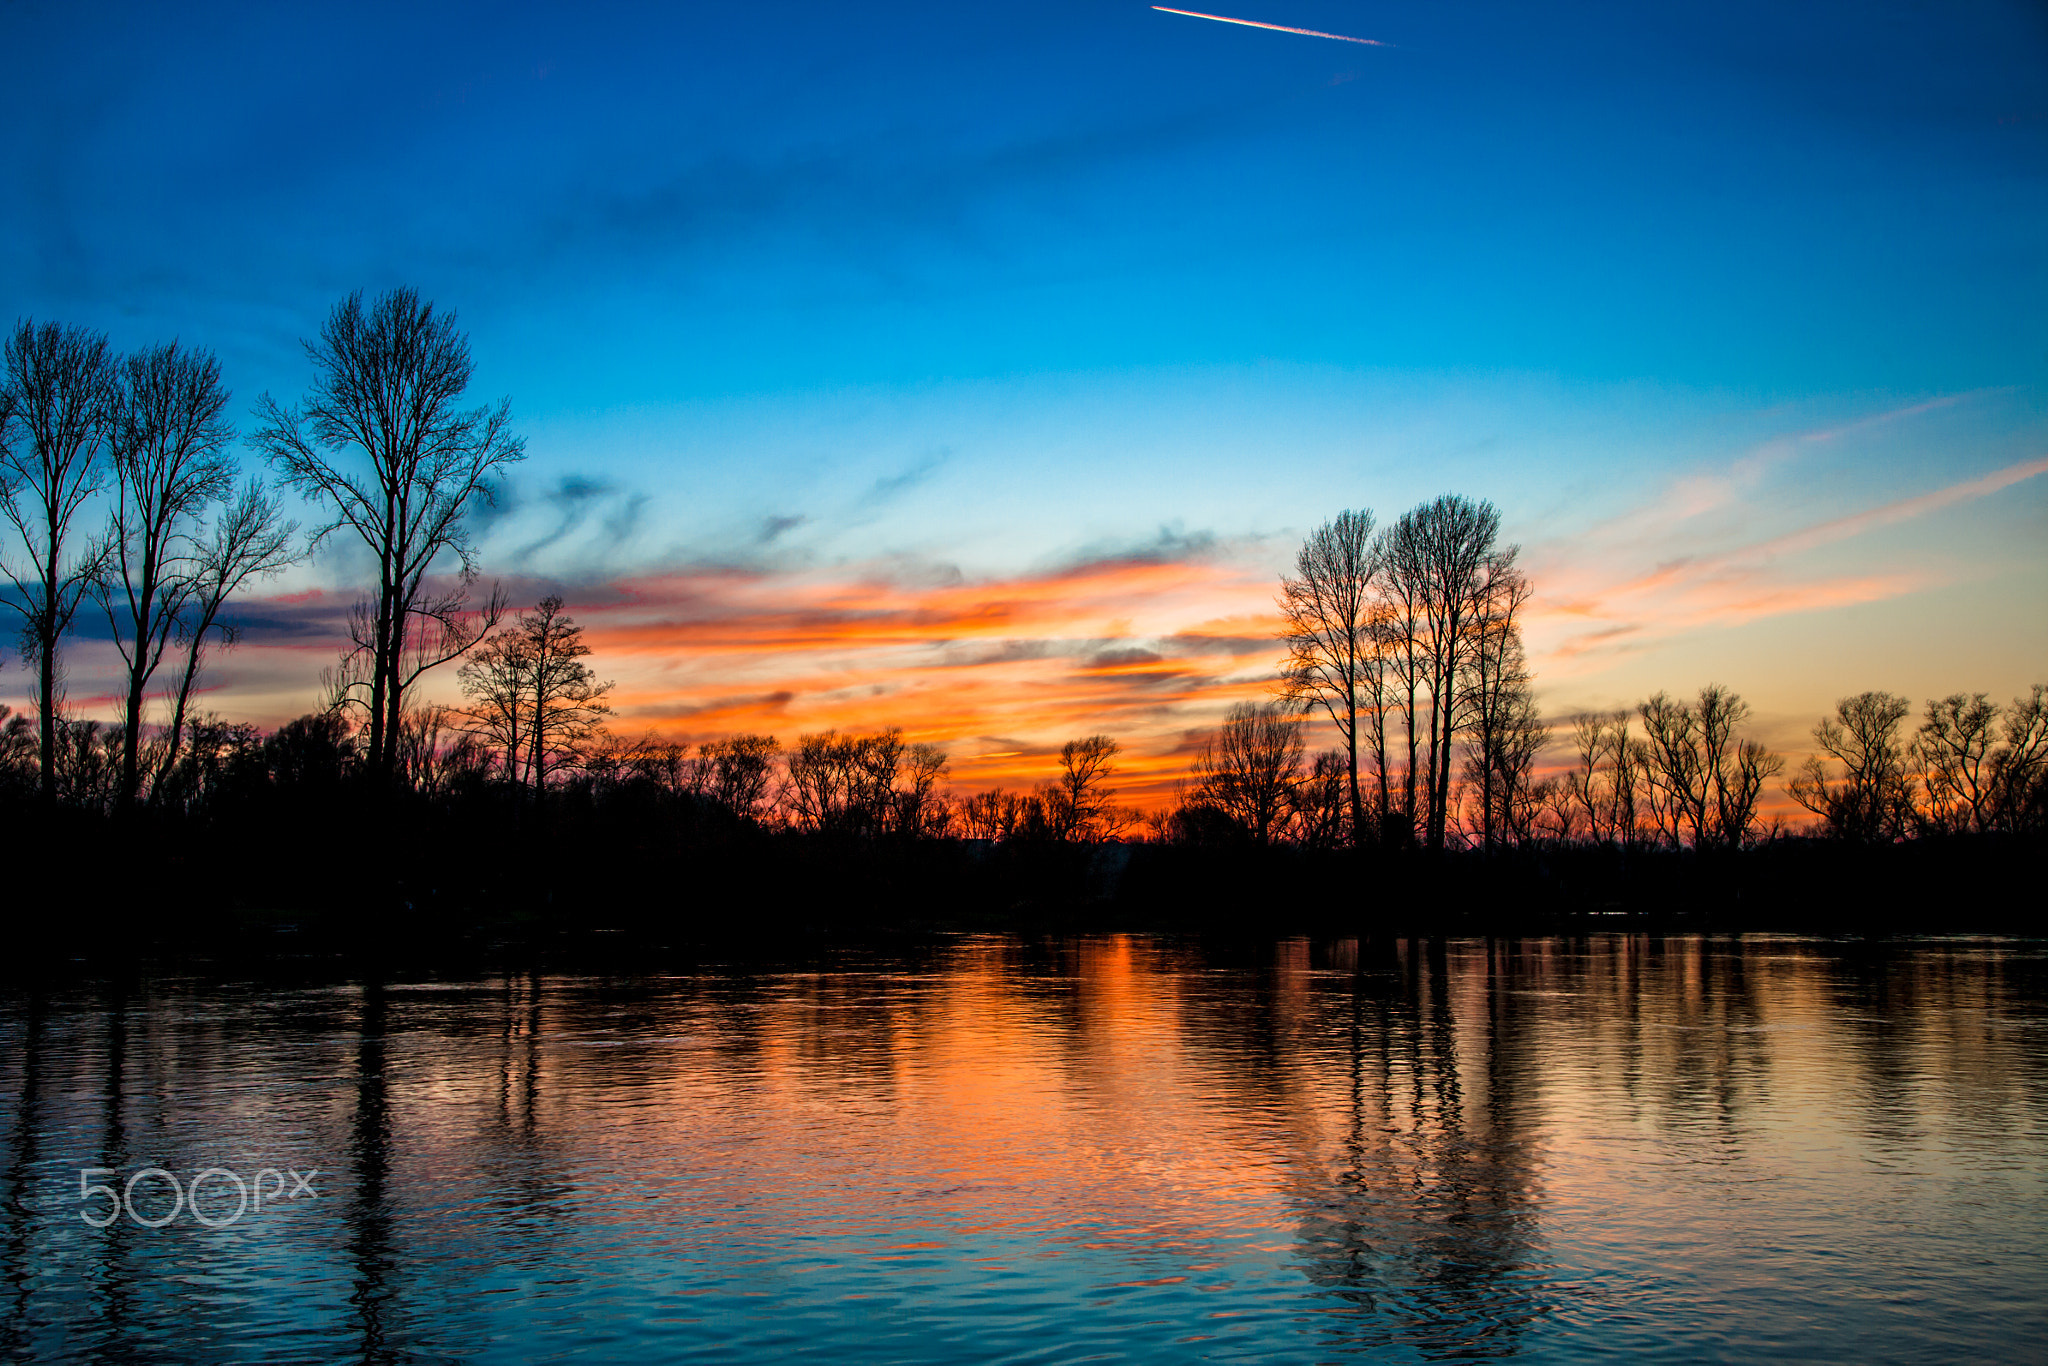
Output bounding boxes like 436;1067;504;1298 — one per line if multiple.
561;549;1290;805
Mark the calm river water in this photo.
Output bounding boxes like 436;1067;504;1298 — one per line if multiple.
1;935;2043;1363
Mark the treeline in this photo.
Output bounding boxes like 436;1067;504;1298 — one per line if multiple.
4;289;2041;952
1156;683;2048;851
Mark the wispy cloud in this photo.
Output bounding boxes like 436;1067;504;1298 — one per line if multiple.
1595;392;1984;546
1530;445;2048;669
1151;7;1389;47
1742;454;2048;561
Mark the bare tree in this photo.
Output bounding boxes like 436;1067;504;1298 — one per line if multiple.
457;624;530;792
895;743;952;837
781;728;946;837
252;288;524;787
1564;711;1643;846
0;704;35;798
153;481;300;794
1785;691;1914;841
0;321;118;802
1372;521;1427;844
690;734;782;821
51;717;123;813
1988;685;2048;834
849;729;908;835
492;596;611;796
148;712;262;816
1913;693;2000;835
785;731;856;832
1458;556;1538;852
960;786;1027;840
1637;692;1701;846
1189;702;1304;845
90;341;236;807
394;703;490;798
1382;495;1510;851
1640;684;1782;848
1289;749;1351;849
1046;734;1121;841
1527;776;1576;846
1277;509;1377;845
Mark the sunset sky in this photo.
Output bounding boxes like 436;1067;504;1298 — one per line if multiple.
3;0;2043;803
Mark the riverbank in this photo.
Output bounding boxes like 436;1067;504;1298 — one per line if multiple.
8;809;2038;973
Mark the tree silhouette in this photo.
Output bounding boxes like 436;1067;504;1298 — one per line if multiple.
1913;693;2001;835
1640;685;1782;848
92;341;237;808
1986;686;2048;834
1563;711;1643;846
1189;702;1304;845
460;595;611;800
1383;495;1512;852
690;734;782;822
1046;734;1122;841
1786;691;1914;841
1;320;118;803
1457;553;1537;852
253;288;523;788
782;728;948;837
1278;509;1378;846
153;481;299;796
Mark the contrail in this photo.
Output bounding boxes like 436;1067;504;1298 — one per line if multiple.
1151;6;1388;46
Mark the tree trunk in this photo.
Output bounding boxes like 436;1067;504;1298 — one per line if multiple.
120;670;147;809
1402;672;1419;847
37;622;57;805
1346;688;1364;850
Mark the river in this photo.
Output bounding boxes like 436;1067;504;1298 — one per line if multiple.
2;934;2042;1362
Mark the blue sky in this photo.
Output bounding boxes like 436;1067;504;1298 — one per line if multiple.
3;0;2044;775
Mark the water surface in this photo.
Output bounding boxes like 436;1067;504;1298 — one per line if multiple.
2;935;2043;1362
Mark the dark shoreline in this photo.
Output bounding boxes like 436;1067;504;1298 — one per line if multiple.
13;806;2039;975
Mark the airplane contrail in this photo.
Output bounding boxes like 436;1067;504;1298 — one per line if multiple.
1150;6;1388;46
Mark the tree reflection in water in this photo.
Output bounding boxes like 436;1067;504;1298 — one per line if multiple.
0;936;2041;1363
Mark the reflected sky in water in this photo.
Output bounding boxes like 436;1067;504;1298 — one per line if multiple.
2;936;2044;1362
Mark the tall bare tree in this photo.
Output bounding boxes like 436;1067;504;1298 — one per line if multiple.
1383;495;1509;851
252;288;523;786
0;321;118;802
1372;521;1427;844
90;341;236;807
1277;509;1377;846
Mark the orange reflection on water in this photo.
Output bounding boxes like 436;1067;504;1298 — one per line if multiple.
11;935;2044;1361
